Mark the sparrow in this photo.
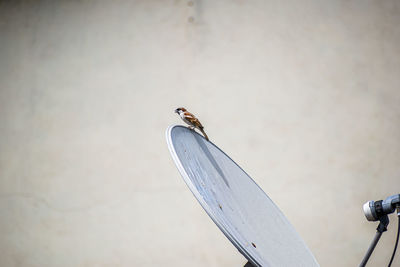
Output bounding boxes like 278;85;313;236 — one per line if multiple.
175;107;209;141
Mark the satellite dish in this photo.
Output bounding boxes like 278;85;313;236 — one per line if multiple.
166;125;319;267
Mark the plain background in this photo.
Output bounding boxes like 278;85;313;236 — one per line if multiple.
1;1;400;266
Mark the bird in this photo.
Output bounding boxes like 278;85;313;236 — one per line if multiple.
175;107;209;141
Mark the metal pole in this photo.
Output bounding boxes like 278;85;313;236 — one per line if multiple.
359;231;383;267
359;215;389;267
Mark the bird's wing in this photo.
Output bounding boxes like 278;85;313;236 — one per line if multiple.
184;112;203;128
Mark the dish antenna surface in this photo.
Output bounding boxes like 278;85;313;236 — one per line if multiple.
166;125;319;267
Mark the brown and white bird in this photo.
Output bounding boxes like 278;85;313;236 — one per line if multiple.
175;107;209;141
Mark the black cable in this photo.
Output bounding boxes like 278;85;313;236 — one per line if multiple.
388;209;400;267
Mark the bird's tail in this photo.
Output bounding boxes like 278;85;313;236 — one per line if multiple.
199;128;209;141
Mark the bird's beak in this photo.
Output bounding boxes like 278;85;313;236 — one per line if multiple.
174;109;178;113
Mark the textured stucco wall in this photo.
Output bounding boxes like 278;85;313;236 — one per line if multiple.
0;1;399;266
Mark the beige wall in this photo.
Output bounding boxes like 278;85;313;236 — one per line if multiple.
1;1;400;266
